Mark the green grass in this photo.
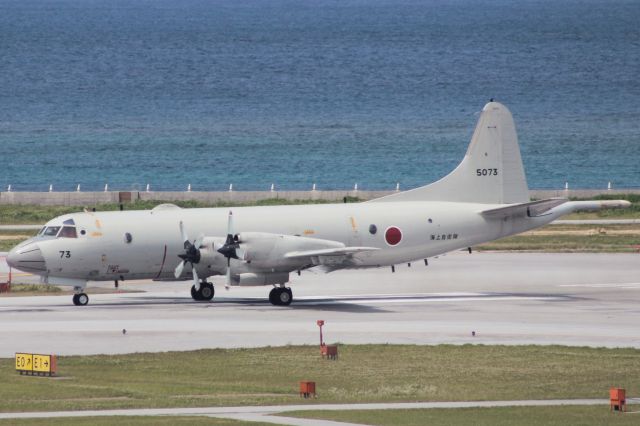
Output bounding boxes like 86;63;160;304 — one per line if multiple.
0;417;267;426
286;406;640;426
1;284;62;293
0;229;38;251
0;198;363;225
0;194;638;225
1;345;639;413
477;224;640;252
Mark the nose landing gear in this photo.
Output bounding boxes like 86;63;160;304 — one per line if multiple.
191;281;214;301
72;292;89;306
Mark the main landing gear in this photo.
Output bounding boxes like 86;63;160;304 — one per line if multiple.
191;281;214;301
269;286;293;306
72;291;89;306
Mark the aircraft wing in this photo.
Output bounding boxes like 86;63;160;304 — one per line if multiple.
285;246;379;267
285;246;380;259
481;198;568;219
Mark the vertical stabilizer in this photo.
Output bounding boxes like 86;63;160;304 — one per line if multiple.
371;101;529;204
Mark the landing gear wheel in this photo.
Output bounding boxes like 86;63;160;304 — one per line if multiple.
200;282;214;301
269;287;293;306
191;285;203;301
269;287;279;305
191;282;214;301
72;293;89;306
279;287;293;306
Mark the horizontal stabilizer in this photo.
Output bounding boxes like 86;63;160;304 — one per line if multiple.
481;198;568;219
285;246;379;259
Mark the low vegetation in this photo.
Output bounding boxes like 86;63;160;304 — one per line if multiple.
0;194;638;225
0;417;264;426
0;345;638;413
1;284;62;294
477;224;640;252
0;198;362;225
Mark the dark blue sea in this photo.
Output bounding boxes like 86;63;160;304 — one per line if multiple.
1;0;639;192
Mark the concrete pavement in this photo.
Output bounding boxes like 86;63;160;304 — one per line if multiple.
0;399;630;425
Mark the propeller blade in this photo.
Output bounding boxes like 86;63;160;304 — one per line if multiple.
192;265;200;290
224;257;232;290
227;210;234;236
174;260;185;278
194;234;205;249
236;247;247;261
179;221;188;244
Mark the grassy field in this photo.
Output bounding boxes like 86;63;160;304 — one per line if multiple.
0;194;638;225
1;345;638;413
0;417;266;426
477;224;640;252
0;283;62;294
0;198;361;225
287;406;639;426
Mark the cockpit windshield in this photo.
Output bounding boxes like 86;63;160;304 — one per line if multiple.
58;226;77;238
39;218;78;239
43;226;61;237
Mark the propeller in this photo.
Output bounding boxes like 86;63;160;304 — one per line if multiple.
217;211;240;289
174;221;204;289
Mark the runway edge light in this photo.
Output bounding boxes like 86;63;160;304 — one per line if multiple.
610;387;626;412
317;320;338;360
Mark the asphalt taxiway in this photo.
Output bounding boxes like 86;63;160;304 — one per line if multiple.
1;251;640;356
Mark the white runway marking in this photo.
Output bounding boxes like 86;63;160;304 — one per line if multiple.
559;283;640;289
295;293;565;305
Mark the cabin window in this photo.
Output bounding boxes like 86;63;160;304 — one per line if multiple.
124;232;133;243
43;226;61;237
369;224;377;235
58;226;78;238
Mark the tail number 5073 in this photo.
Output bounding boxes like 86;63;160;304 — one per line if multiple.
476;168;498;176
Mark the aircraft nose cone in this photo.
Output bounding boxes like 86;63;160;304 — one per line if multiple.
7;243;47;273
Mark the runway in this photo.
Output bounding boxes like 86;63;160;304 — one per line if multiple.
1;251;640;356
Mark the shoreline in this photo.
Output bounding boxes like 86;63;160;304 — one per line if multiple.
1;188;639;206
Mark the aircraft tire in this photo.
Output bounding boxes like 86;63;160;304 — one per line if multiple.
191;285;203;301
200;283;214;301
279;288;293;306
268;288;280;306
76;293;89;306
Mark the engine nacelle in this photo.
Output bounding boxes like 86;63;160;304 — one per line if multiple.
194;237;227;275
236;232;343;268
231;272;289;286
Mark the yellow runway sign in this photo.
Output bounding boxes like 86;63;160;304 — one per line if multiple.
15;353;57;376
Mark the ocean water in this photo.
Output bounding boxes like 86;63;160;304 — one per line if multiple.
1;0;639;192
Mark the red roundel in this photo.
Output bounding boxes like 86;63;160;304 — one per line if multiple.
385;226;402;246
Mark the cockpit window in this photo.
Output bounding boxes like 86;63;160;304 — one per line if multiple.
43;226;61;237
37;227;46;236
58;226;77;238
63;218;76;225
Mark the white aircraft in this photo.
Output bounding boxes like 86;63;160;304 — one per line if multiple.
7;101;629;306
